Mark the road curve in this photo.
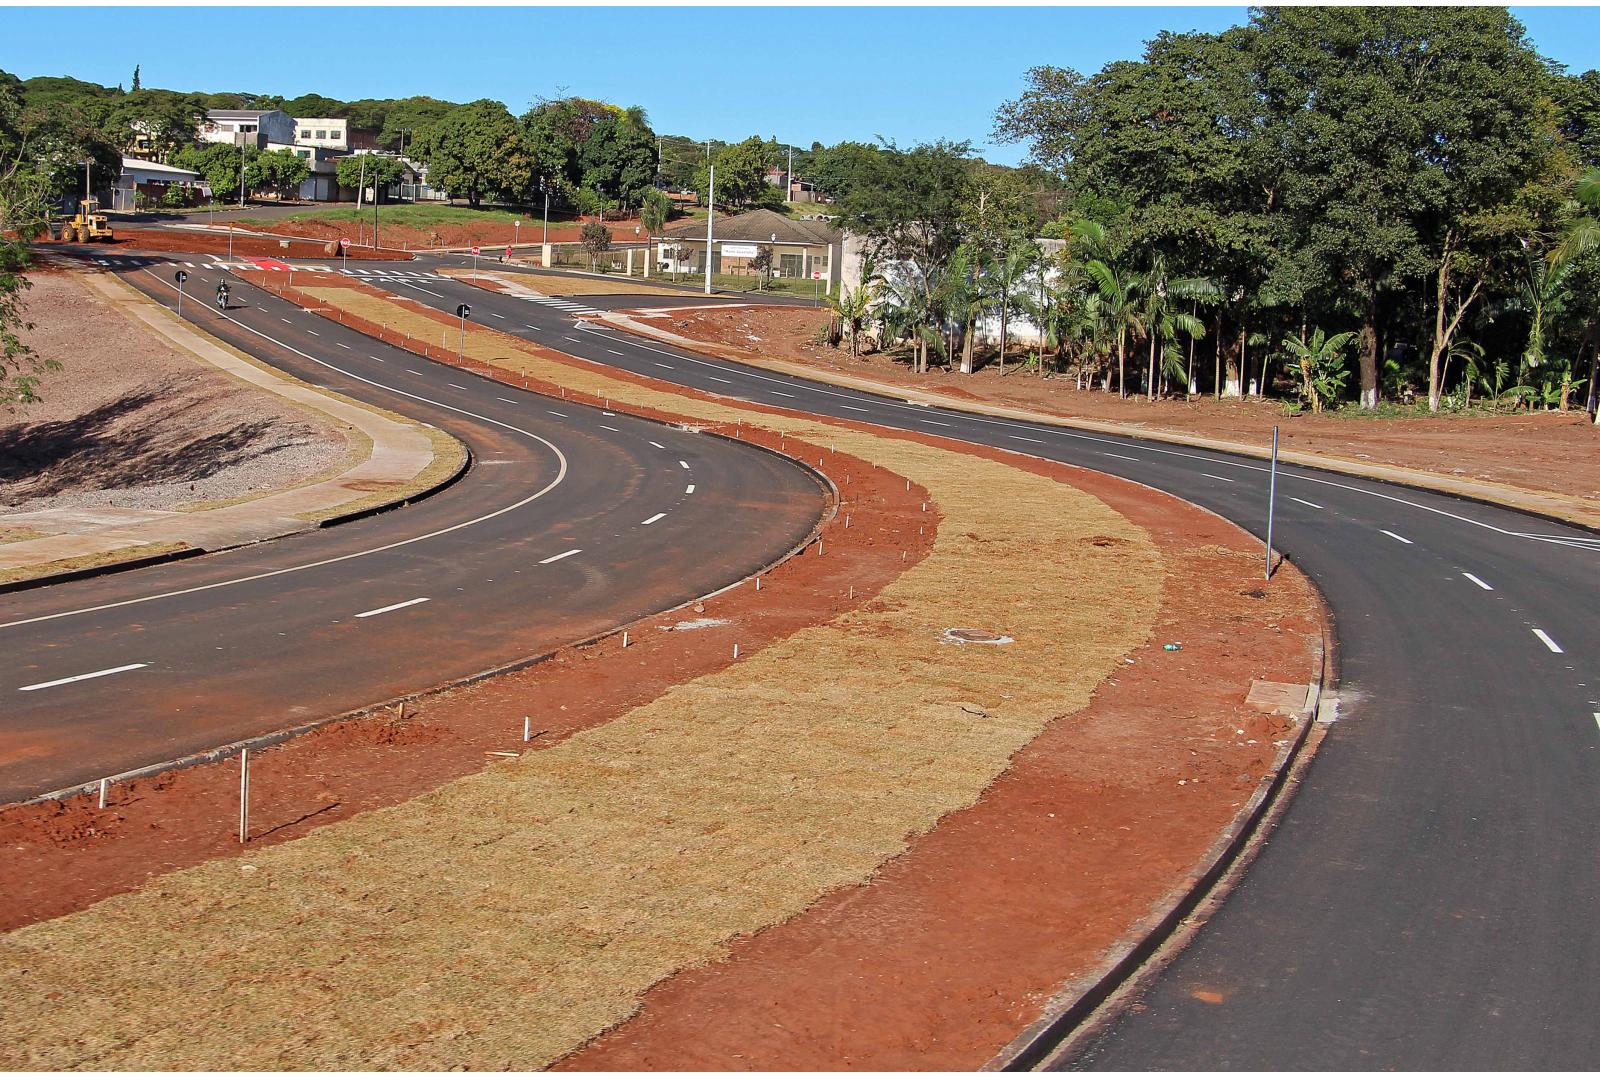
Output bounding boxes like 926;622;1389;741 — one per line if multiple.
366;257;1599;1070
0;257;827;804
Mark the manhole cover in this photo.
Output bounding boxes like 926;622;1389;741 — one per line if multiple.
942;628;1014;645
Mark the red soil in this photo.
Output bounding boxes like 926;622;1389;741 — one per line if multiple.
97;227;415;262
254;215;646;252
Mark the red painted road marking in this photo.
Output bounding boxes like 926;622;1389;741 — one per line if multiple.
251;258;293;271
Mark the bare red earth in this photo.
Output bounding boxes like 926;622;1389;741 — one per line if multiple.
253;215;646;251
90;227;415;261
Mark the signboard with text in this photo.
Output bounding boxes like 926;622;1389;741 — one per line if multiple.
720;242;759;259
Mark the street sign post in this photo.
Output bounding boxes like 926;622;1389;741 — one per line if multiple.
174;269;188;315
813;268;823;307
339;236;349;271
471;245;480;270
456;303;471;361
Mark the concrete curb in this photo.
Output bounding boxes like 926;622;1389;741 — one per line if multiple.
0;546;206;596
594;311;1600;534
985;627;1335;1071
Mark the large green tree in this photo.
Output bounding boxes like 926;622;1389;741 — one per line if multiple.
411;99;538;208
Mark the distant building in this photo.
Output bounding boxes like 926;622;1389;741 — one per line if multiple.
293;118;348;152
272;142;341;201
111;156;202;211
658;207;840;286
199;109;295;148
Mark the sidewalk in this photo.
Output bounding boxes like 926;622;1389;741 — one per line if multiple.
0;269;454;583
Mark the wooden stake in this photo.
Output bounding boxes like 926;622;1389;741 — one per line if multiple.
733;643;740;659
98;778;108;810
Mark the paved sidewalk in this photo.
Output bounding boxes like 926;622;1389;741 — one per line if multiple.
0;269;440;577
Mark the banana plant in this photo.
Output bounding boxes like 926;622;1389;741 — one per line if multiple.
1282;328;1357;413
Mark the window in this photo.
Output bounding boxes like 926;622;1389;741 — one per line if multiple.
330;130;342;140
779;252;803;278
301;129;312;139
295;150;309;159
315;130;327;140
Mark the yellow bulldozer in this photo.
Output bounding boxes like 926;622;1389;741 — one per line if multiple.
59;198;114;243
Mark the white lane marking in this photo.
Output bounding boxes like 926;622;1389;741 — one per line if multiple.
607;349;626;356
770;391;795;398
1009;435;1044;444
679;460;690;469
708;376;733;384
1593;712;1600;732
336;342;351;349
655;363;675;370
19;663;148;692
369;355;385;362
920;418;952;427
406;369;423;375
354;596;430;619
1103;453;1140;462
1203;473;1236;483
0;270;573;636
574;327;1600;555
496;396;518;404
548;410;568;417
649;441;665;449
525;324;539;330
448;382;468;389
183;262;194;267
840;405;870;412
280;317;292;324
1462;572;1494;591
565;336;582;343
540;548;581;564
600;424;620;432
489;313;505;319
685;483;695;494
641;512;666;525
1532;628;1564;654
401;281;445;298
1291;497;1324;509
306;329;320;336
1381;530;1414;545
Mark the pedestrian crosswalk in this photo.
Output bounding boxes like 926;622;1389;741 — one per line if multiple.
521;295;604;316
82;255;445;280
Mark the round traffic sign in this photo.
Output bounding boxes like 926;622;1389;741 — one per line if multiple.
471;245;480;256
339;237;349;249
812;270;822;280
174;270;188;284
456;303;471;319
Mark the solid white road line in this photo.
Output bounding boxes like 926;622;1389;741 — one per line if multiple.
1291;497;1324;509
540;549;581;564
403;282;445;298
1463;572;1494;591
19;663;149;693
1103;453;1140;462
1203;473;1236;483
1381;529;1414;545
641;512;666;525
354;597;430;619
1532;628;1564;654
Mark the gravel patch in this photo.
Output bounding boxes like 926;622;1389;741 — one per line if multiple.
0;272;352;514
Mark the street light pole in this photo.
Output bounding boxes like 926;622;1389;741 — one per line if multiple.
704;165;715;296
238;137;246;209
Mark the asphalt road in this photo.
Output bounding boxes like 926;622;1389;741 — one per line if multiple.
363;254;1599;1070
0;254;827;803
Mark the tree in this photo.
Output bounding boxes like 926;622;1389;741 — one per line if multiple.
828;255;878;357
580;220;611;269
378;96;456;151
990;239;1038;376
640;187;671;236
1137;253;1214;399
0;81;64;409
282;93;345;118
245;147;309;199
410;99;537;209
130;65;140;92
174;142;255;201
1283;328;1357;412
749;243;774;290
693;136;781;209
109;89;204;163
1075;220;1145;395
335;154;405;197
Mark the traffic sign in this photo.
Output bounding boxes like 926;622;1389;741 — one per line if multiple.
471;245;480;256
812;270;822;280
339;237;349;249
174;270;189;284
456;303;471;319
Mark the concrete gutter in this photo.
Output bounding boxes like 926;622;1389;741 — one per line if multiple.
594;308;1600;533
0;267;464;589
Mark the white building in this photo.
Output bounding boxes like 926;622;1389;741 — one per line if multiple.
293;118;348;152
112;156;202;211
199;109;295;149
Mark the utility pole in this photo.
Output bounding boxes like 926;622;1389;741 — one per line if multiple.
704;165;715;295
83;159;91;206
542;181;550;244
787;145;792;202
238;137;247;208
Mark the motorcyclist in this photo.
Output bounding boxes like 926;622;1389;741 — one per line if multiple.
215;281;230;311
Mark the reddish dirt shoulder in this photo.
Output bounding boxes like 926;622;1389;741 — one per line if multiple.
252;215;644;251
646;304;1600;503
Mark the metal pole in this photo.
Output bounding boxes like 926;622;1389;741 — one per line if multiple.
543;186;549;244
84;159;91;205
704;165;715;295
177;280;184;316
1265;425;1279;581
239;138;246;209
459;312;465;362
238;748;250;843
228;224;233;261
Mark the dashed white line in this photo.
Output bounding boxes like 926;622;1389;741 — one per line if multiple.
496;396;518;404
540;548;582;564
1103;452;1140;462
548;410;568;417
19;663;149;693
707;376;733;384
490;313;505;319
920;418;952;427
280;317;292;324
770;391;795;398
649;441;665;449
1009;435;1044;444
406;369;423;375
685;483;695;494
336;342;351;349
448;383;468;389
354;597;430;619
1291;497;1324;509
600;424;620;432
1203;473;1236;483
1462;572;1494;591
1381;529;1414;545
565;336;582;343
607;349;626;356
679;460;690;469
1532;628;1564;654
641;512;666;525
655;363;675;370
369;355;385;362
306;329;320;337
840;405;870;412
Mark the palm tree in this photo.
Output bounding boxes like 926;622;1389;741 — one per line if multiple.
941;244;986;374
1073;220;1145;396
990;240;1038;377
1137;253;1216;401
827;255;878;358
878;264;941;374
1555;169;1600;423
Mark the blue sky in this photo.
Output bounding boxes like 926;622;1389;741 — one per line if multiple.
5;6;1599;165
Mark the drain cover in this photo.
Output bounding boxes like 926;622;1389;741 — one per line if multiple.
942;628;1013;645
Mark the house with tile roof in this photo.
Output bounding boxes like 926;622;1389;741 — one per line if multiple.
657;208;841;287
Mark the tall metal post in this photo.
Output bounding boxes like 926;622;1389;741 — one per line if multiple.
1265;425;1279;581
238;748;251;843
704;165;715;295
238;137;246;208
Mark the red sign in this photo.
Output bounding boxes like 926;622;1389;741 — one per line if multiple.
471;245;480;256
812;270;822;280
339;237;349;249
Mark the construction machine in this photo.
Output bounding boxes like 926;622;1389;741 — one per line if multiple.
59;198;114;243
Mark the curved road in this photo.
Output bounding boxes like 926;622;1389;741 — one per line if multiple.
1;256;827;803
364;253;1597;1070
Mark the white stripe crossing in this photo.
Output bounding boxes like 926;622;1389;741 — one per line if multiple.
1381;530;1414;545
354;597;430;619
540;548;581;564
641;512;666;525
1462;572;1494;591
19;663;148;692
1291;497;1324;509
1532;628;1564;654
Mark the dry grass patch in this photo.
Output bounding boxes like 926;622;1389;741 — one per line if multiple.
0;540;190;585
442;267;702;298
0;288;1164;1070
0;526;49;544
